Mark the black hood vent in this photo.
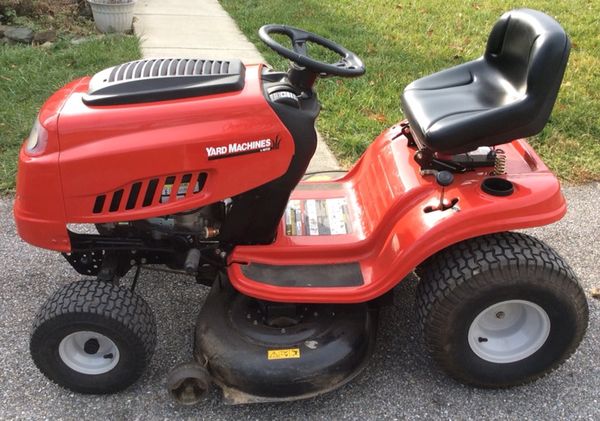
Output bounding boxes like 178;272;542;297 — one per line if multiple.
108;58;234;82
84;58;245;106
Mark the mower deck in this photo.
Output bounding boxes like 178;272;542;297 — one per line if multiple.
193;277;378;404
228;127;566;303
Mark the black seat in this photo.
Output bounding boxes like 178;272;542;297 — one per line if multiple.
84;58;245;106
401;9;570;154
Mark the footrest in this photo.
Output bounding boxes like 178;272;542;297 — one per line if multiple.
239;262;364;288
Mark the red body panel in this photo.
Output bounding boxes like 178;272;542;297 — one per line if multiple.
13;79;79;251
14;66;566;304
14;64;294;250
227;125;566;303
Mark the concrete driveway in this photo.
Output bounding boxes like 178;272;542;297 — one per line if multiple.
1;184;598;420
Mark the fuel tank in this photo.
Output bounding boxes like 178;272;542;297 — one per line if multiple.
15;62;300;250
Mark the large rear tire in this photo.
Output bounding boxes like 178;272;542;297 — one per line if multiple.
30;280;156;393
416;232;588;387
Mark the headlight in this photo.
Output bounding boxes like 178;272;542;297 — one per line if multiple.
25;119;48;156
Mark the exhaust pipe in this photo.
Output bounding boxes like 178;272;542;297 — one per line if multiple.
166;362;211;405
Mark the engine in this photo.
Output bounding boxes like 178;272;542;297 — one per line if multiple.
97;203;223;240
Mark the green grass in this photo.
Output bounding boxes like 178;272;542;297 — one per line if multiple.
0;35;140;192
221;0;600;182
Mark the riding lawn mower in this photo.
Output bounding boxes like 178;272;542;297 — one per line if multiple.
14;8;588;405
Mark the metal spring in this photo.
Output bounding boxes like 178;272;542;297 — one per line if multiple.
493;148;507;175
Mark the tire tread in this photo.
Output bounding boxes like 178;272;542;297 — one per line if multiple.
30;280;156;393
32;280;156;357
416;232;588;387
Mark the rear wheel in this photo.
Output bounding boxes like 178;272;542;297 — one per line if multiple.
30;280;156;393
416;232;588;387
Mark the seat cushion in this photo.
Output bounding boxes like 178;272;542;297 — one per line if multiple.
401;9;570;154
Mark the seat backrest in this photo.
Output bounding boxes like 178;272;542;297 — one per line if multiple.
484;9;570;102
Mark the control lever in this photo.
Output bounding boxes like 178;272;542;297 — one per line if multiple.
184;248;201;274
435;171;454;210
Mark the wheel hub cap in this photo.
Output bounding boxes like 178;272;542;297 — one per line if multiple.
468;300;550;363
59;331;120;374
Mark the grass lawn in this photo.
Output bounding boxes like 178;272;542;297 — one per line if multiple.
0;36;140;192
221;0;600;182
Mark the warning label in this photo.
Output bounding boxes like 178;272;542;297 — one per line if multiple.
267;348;300;360
284;198;351;236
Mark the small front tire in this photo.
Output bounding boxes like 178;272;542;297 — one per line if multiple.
30;280;157;394
417;232;588;387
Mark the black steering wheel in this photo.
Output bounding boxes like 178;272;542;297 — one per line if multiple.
258;24;365;77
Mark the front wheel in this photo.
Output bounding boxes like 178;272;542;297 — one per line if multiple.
416;232;588;387
30;280;157;394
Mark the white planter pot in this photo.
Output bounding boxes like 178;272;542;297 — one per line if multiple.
88;0;137;34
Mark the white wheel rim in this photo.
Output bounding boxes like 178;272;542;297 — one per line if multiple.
468;300;550;363
58;331;120;375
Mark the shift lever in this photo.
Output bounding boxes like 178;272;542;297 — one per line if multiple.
435;171;454;210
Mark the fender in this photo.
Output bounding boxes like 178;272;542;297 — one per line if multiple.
227;126;566;303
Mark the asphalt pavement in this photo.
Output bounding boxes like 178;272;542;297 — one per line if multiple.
1;183;599;420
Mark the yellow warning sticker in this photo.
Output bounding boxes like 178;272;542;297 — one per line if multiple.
267;348;300;360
